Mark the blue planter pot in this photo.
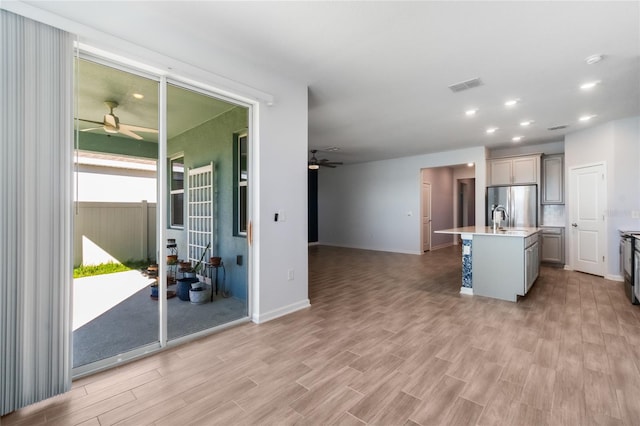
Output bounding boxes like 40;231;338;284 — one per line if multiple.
176;277;198;301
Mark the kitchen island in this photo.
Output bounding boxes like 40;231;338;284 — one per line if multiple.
435;226;542;302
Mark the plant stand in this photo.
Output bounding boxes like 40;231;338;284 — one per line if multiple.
205;261;226;301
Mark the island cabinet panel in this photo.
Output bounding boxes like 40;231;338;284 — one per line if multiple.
472;235;526;302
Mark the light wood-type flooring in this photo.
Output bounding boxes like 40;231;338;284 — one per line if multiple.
4;245;640;425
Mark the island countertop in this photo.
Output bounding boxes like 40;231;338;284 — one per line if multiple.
435;226;542;237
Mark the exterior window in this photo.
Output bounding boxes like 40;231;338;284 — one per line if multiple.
234;134;248;236
170;155;184;227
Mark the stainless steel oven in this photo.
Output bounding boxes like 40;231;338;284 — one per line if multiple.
621;231;640;304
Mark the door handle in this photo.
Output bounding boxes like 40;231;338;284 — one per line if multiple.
571;223;578;227
248;221;253;246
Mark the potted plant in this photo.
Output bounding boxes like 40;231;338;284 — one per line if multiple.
177;242;211;301
193;242;211;274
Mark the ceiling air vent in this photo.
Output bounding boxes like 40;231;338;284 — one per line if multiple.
547;124;569;131
448;77;484;93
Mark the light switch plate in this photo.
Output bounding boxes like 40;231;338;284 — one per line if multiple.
463;246;471;255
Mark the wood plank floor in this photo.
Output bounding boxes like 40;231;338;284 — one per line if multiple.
5;244;640;425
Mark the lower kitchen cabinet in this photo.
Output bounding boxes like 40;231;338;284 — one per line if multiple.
541;227;564;264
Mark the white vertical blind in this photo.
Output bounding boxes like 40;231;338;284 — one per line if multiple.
1;10;74;416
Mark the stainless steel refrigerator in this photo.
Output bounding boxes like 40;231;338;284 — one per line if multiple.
486;185;538;227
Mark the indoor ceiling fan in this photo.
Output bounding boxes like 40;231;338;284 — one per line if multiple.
78;101;158;140
308;149;343;169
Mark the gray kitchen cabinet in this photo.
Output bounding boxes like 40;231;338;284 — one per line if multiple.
488;155;539;186
542;154;564;204
541;227;564;264
473;230;541;301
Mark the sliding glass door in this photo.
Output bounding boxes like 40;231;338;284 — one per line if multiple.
73;58;160;371
166;83;249;341
72;57;251;375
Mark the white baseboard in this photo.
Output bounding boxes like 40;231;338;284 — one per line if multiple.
564;265;573;271
605;274;624;282
318;242;422;255
252;299;311;324
460;287;473;295
430;242;454;251
308;242;320;246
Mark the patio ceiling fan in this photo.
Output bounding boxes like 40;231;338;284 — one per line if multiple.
308;149;343;169
78;101;158;140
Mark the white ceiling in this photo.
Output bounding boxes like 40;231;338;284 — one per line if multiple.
21;1;640;163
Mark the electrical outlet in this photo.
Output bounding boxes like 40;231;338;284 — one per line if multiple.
287;269;294;281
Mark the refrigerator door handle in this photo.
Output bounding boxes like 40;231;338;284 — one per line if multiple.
508;188;514;227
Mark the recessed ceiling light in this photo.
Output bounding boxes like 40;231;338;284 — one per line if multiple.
520;120;534;127
486;127;498;134
579;114;597;122
512;136;523;142
580;80;601;90
324;146;340;152
504;98;520;107
467;162;474;167
133;93;144;99
465;108;478;116
585;54;604;65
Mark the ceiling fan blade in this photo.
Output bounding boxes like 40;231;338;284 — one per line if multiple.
319;163;336;168
117;127;143;140
80;127;103;132
77;118;105;126
120;123;158;134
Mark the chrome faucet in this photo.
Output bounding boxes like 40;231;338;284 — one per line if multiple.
493;205;508;231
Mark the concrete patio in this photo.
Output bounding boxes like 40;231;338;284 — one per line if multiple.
72;270;247;368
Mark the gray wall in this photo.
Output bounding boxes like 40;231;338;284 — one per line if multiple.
168;106;249;300
318;146;487;254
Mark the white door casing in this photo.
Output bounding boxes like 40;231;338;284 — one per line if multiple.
422;181;432;252
569;163;606;276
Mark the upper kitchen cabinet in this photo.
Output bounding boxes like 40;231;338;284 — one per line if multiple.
542;154;564;204
488;155;540;186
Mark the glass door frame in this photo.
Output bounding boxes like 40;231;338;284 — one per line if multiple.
72;50;255;379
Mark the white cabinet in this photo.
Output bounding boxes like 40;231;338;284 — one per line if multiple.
488;155;539;185
541;227;564;264
542;154;564;204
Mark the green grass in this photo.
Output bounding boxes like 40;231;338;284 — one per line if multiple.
73;260;153;279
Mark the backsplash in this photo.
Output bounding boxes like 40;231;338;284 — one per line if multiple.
542;204;565;226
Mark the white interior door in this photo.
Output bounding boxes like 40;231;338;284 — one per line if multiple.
422;182;432;252
569;163;606;276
